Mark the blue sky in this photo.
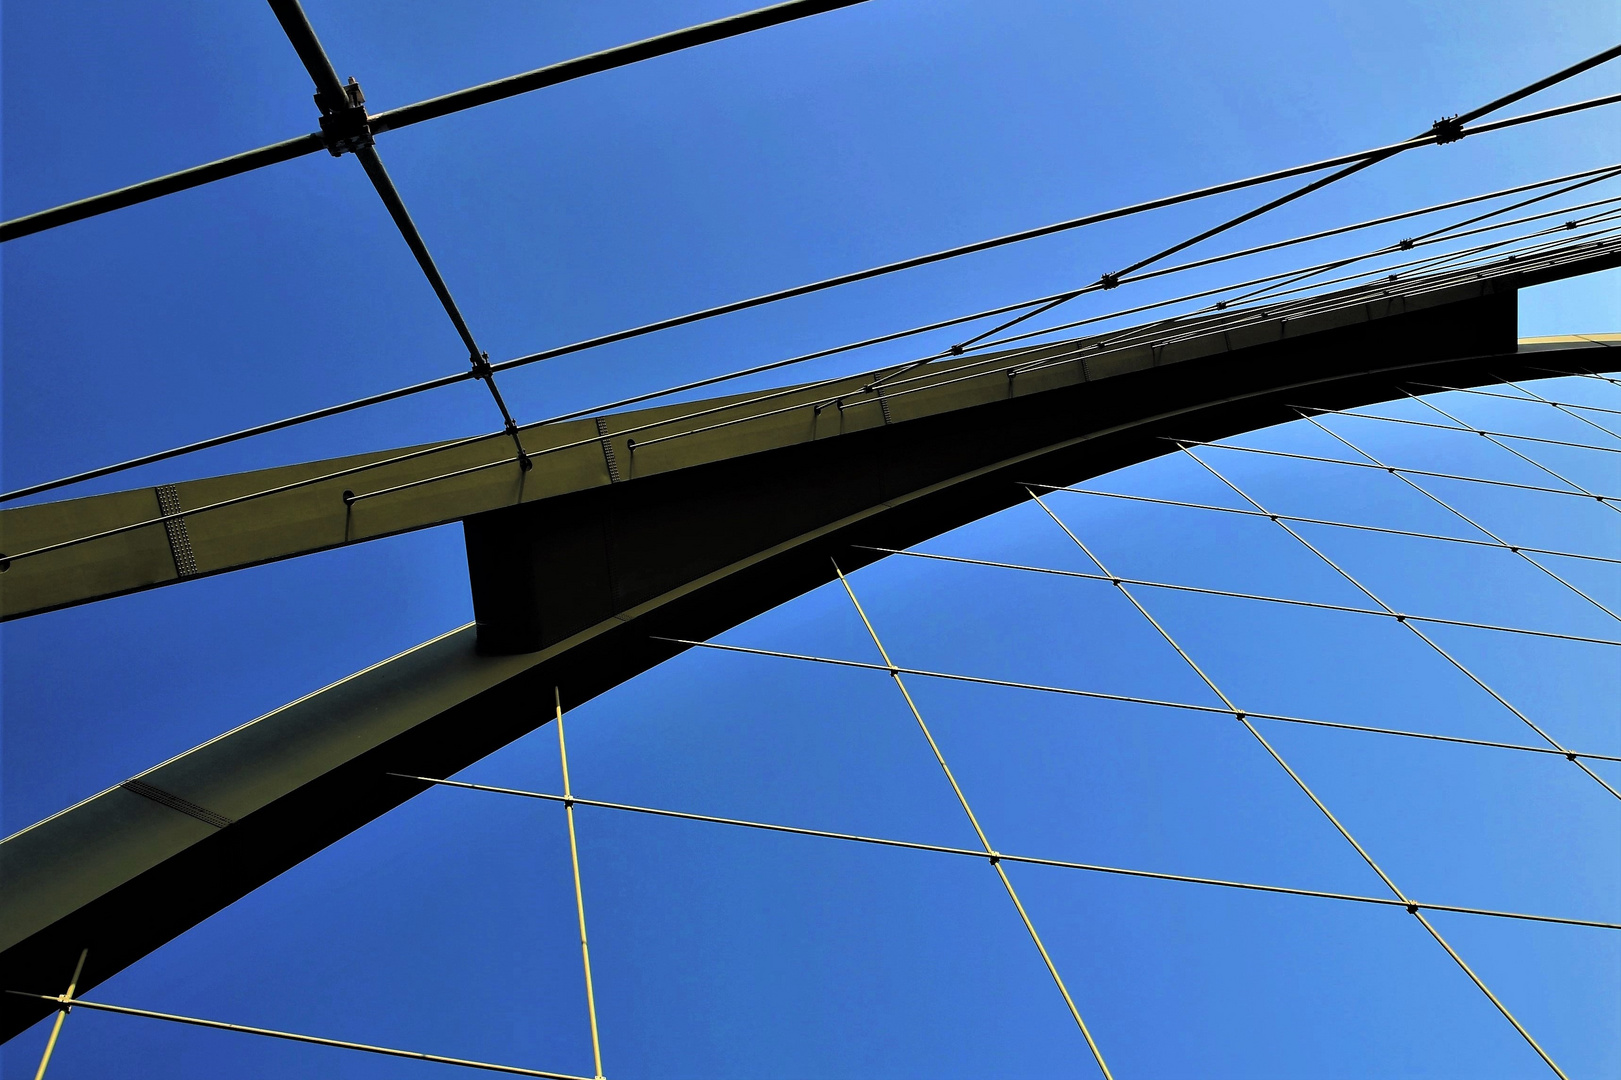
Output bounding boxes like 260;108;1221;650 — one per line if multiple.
4;1;1619;1077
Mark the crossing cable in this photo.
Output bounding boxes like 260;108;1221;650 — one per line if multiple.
1176;442;1621;802
1555;368;1621;388
1021;489;1572;1078
1026;483;1621;567
958;43;1621;345
1290;407;1621;625
5;166;1617;508
626;222;1620;449
30;948;86;1080
931;167;1621;363
856;546;1620;647
632;223;1621;457
1297;404;1621;456
264;0;532;471
615;216;1603;458
553;690;606;1080
5;229;1603;573
1412;381;1621;420
393;774;1621;930
1401;391;1621;515
875;224;1621;410
1496;375;1621;444
657;636;1621;764
1180;439;1621;504
0;0;874;242
3;231;1606;570
831;561;1115;1078
1;992;591;1079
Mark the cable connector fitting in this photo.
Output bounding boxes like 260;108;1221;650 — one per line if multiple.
1099;272;1121;290
470;351;495;379
948;343;965;355
316;77;373;157
1429;114;1466;145
1398;238;1415;250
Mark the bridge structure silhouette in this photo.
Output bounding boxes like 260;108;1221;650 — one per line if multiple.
3;4;1619;1077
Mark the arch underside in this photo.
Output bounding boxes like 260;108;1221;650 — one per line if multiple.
2;252;1617;1040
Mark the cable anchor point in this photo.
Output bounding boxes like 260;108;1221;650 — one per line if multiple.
316;77;373;157
1099;272;1121;290
1429;114;1466;145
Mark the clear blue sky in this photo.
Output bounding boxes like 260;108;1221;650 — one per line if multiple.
4;1;1619;1077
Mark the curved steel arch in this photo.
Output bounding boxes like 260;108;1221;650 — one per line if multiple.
2;250;1617;1040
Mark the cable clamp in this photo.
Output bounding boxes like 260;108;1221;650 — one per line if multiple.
1099;272;1121;290
1566;752;1578;761
949;343;966;355
1398;238;1415;251
1405;903;1419;913
316;77;373;157
470;351;495;379
1566;220;1579;230
1214;300;1227;309
1429;115;1465;145
987;851;1001;864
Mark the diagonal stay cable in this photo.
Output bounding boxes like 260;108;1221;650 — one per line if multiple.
1027;483;1621;566
3;233;1604;568
1293;401;1621;620
0;0;873;242
1022;489;1572;1078
1177;441;1621;802
1497;375;1621;444
1404;391;1621;514
553;690;605;1080
636;223;1621;456
5;165;1615;508
1;993;591;1079
265;0;533;469
90;232;1610;562
657;636;1621;764
856;546;1620;647
948;222;1621;399
1555;367;1621;388
1411;381;1621;420
1182;439;1621;504
1299;404;1621;456
1292;407;1621;626
975;43;1621;343
394;773;1621;930
944;164;1621;357
832;561;1115;1078
30;948;86;1080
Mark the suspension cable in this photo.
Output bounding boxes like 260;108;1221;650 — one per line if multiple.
2;992;590;1079
657;636;1621;763
0;0;874;241
1022;490;1571;1078
1291;409;1621;625
1177;443;1621;801
832;562;1115;1077
1401;392;1621;514
6;170;1616;507
1181;439;1621;504
1025;483;1620;566
553;690;605;1080
394;774;1621;930
856;546;1620;647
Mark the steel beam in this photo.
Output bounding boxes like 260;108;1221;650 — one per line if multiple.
2;270;1617;1039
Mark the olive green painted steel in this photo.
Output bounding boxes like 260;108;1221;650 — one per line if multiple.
1;260;1615;1040
0;270;1588;622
